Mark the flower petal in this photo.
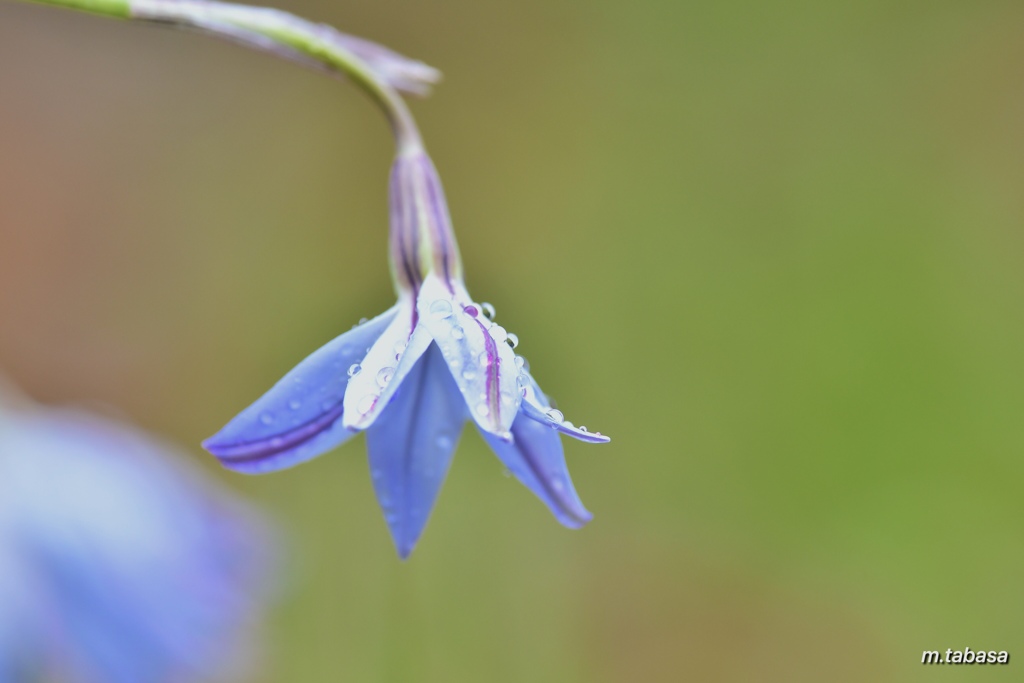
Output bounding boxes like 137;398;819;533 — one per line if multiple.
520;374;611;444
342;299;432;431
365;345;467;559
480;413;592;528
415;276;520;437
203;307;398;473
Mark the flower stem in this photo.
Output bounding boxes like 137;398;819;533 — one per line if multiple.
19;0;424;152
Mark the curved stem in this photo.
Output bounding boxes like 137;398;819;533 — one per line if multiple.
20;0;423;152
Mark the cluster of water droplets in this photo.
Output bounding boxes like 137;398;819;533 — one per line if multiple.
426;297;531;421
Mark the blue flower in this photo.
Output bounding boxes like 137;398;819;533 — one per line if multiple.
0;392;275;682
205;147;610;558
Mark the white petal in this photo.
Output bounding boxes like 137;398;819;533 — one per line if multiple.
415;276;520;437
520;375;611;444
342;299;432;431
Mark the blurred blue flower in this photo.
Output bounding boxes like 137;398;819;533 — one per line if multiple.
205;147;610;558
0;389;275;683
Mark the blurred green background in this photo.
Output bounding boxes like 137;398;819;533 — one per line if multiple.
2;0;1023;680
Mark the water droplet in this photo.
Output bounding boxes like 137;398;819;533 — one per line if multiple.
376;367;395;388
347;363;362;377
451;326;465;340
288;400;301;411
393;339;407;355
563;420;575;429
359;317;369;324
429;299;453;319
579;425;588;432
506;332;519;349
436;435;453;450
500;391;515;405
489;325;507;343
462;369;477;381
259;412;274;425
551;478;565;492
463;305;479;317
476;404;490;417
594;431;603;437
516;374;528;388
357;394;377;415
545;408;564;424
514;356;526;370
481;302;496;320
477;351;491;366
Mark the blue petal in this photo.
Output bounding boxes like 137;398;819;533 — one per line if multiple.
204;307;398;473
481;413;593;529
365;344;467;559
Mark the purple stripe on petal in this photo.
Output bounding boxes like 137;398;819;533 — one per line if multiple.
469;315;503;427
419;155;458;292
203;307;397;474
415;276;519;437
204;401;346;462
389;159;420;294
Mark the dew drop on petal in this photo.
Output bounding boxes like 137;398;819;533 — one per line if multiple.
451;326;465;340
514;356;526;370
476;351;490;366
506;333;519;349
579;425;588;432
481;302;496;320
563;420;575;429
463;305;479;317
489;325;507;343
500;391;515;405
357;394;378;415
376;367;396;388
288;400;301;411
359;317;369;324
545;408;564;424
393;339;407;355
259;412;274;425
515;374;528;388
551;478;565;492
347;363;362;377
429;299;453;319
436;435;453;450
462;370;477;381
476;404;490;418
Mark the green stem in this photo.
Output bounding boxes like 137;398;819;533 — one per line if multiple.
19;0;423;152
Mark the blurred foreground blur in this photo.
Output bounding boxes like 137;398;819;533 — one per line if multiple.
0;381;276;682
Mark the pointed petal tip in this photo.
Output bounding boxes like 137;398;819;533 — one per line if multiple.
564;508;594;529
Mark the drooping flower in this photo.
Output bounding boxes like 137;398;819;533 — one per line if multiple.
0;387;275;682
205;143;610;558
